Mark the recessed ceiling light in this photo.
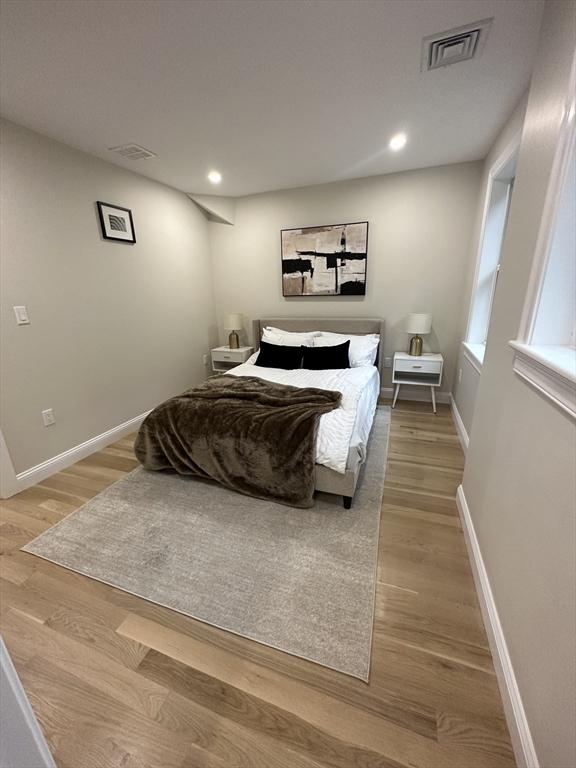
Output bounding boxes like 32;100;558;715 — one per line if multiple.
389;133;407;151
208;170;222;184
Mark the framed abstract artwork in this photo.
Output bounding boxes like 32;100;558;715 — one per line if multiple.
97;201;136;243
280;221;368;296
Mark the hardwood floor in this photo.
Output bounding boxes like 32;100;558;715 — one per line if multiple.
0;400;515;768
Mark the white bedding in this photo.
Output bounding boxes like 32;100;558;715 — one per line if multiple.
229;361;380;474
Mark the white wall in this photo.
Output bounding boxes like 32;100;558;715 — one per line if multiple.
460;2;576;766
208;162;482;396
453;347;481;439
0;120;217;474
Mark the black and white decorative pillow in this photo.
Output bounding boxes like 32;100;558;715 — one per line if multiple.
254;340;304;370
302;341;350;370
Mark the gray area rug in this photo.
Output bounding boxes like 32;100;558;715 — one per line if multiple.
23;408;390;680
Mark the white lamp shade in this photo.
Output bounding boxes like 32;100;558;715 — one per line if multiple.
405;313;432;334
224;313;243;330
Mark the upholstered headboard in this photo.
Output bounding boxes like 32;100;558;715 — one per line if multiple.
252;317;385;379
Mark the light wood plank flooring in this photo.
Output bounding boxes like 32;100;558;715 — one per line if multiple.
0;401;515;768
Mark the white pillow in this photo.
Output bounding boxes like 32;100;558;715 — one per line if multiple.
314;332;380;367
262;326;320;347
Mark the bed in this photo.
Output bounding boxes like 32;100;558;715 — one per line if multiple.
235;317;385;508
136;317;384;509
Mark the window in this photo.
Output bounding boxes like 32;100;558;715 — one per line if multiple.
465;143;518;369
510;77;576;418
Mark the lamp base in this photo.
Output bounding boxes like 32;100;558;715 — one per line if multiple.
409;335;423;356
228;331;239;349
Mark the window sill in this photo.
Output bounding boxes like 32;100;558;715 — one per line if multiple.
462;342;485;373
509;342;576;418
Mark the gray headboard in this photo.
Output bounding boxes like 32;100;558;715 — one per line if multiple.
252;317;385;380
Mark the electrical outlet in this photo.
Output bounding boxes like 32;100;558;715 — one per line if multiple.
384;357;392;368
202;354;209;366
42;408;55;427
458;368;463;383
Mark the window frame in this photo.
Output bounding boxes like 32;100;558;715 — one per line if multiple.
464;133;521;369
509;57;576;419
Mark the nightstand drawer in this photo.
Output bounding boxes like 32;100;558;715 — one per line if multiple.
395;359;442;375
212;349;247;363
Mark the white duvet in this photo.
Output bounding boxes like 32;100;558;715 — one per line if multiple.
229;360;380;474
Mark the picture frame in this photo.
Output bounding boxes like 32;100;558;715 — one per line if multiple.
280;221;368;296
96;201;136;243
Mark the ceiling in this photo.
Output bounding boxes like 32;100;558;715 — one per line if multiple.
0;0;544;197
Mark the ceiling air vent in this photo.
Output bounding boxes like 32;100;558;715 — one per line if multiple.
422;18;492;71
108;143;157;160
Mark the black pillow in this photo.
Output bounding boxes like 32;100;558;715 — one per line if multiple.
254;339;303;369
302;340;350;370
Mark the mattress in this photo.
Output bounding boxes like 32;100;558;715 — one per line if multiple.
229;360;380;474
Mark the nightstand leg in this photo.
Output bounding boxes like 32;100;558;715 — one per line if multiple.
392;383;400;408
431;386;436;414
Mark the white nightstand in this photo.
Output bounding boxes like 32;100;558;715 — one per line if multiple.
211;345;253;373
392;352;444;413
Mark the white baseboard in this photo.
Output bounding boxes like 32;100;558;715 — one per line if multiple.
0;637;57;768
0;429;19;499
380;387;451;405
450;395;470;453
456;485;539;768
1;411;150;499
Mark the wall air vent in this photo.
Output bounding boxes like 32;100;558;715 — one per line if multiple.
108;143;157;160
422;18;492;71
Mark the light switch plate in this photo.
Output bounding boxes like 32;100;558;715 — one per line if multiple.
13;306;30;325
41;409;55;427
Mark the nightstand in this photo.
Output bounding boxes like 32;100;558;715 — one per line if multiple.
211;345;253;373
392;352;443;413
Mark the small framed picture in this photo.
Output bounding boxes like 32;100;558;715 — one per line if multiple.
97;201;136;243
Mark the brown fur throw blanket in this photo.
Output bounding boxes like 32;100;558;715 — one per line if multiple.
134;375;341;508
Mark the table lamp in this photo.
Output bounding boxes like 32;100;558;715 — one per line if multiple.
406;313;432;356
224;314;243;349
